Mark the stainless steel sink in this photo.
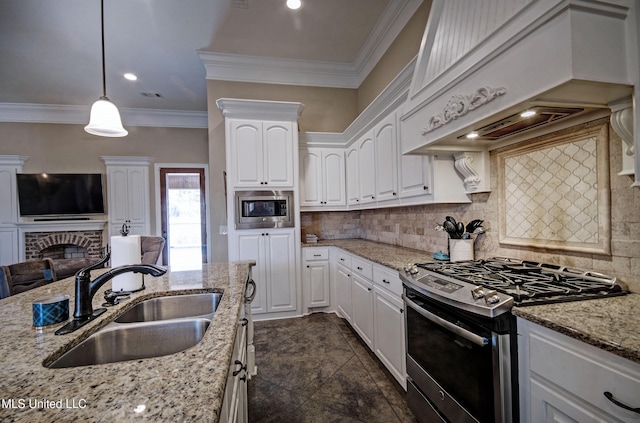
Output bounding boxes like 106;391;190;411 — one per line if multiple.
46;292;224;368
114;292;222;323
47;318;210;368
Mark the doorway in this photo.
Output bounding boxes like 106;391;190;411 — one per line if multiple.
159;167;207;270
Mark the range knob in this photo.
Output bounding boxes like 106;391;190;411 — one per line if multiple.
484;289;501;305
404;264;419;275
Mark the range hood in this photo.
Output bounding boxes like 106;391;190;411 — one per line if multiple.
399;0;639;190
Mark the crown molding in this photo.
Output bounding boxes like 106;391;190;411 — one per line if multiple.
0;103;208;128
216;98;304;120
199;0;423;88
300;56;416;148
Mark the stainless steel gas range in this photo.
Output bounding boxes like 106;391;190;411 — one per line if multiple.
400;257;628;423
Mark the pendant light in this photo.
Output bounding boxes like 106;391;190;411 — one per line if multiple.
85;0;127;137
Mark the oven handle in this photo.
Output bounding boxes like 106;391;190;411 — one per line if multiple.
403;294;489;347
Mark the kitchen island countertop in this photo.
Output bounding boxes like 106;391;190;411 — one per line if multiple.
0;261;254;422
303;238;640;365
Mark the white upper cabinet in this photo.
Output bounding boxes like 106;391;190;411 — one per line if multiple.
346;146;360;206
357;134;376;204
374;114;398;202
299;148;345;208
101;156;152;237
229;120;294;188
399;154;431;198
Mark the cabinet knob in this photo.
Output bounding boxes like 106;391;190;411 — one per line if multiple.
306;265;310;268
393;192;396;196
367;287;372;292
240;318;248;326
423;185;428;190
357;266;363;270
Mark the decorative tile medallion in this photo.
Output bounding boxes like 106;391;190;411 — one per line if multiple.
497;122;610;254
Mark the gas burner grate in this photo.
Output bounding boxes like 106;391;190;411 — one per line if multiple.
414;257;626;306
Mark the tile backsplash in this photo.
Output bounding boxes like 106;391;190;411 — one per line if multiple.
300;119;639;293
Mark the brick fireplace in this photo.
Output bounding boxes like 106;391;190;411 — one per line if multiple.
16;220;108;262
24;231;104;260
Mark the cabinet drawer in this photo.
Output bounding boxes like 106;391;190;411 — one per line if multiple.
351;257;373;280
373;266;402;297
335;250;352;268
304;247;329;261
529;329;640;420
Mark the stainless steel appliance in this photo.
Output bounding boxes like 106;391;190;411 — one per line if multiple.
400;257;628;423
235;190;293;229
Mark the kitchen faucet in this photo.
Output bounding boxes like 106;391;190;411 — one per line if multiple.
55;252;167;335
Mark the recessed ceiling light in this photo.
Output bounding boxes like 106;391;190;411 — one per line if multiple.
286;0;301;9
124;73;138;81
466;132;479;139
520;110;536;118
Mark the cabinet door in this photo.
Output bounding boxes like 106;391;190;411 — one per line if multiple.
399;154;430;198
236;232;267;314
336;264;352;322
299;149;323;206
358;134;376;204
230;120;263;187
306;261;330;308
0;228;18;266
265;230;296;312
0;167;18;224
263;121;294;187
322;150;346;206
351;273;374;349
107;167;130;222
346;146;360;206
373;286;406;388
126;167;148;225
374;117;398;202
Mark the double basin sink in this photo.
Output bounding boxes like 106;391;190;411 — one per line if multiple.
48;292;223;369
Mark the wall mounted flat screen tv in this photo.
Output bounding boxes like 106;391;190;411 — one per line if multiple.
16;173;105;217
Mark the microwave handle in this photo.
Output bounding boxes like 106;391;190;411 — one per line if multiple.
403;294;489;347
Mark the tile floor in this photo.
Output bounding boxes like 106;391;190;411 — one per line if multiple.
248;313;416;423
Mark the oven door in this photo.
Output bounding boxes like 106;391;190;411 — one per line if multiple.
404;288;512;423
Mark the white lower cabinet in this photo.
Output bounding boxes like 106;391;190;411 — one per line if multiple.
351;272;374;349
220;305;248;423
373;285;406;389
332;248;407;389
518;317;640;423
302;247;330;310
235;229;296;315
335;263;353;322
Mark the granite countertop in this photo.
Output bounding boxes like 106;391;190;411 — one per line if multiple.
512;295;640;364
302;239;434;271
303;238;640;365
0;261;254;422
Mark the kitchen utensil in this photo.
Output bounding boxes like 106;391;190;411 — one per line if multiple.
456;222;465;238
465;219;484;234
443;220;459;238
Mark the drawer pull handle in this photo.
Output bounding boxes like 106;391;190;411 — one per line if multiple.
233;360;247;376
604;391;640;414
313;254;322;257
357;266;363;270
382;279;390;284
340;258;345;261
240;318;248;327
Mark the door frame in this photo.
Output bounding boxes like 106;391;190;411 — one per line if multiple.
154;163;211;266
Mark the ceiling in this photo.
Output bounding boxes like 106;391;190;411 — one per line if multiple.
0;0;421;128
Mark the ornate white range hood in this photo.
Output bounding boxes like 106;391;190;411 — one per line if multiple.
400;0;639;191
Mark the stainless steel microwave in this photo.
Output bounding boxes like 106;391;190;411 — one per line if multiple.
235;191;294;229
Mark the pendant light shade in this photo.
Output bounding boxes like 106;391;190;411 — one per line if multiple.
85;96;128;137
85;0;127;137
